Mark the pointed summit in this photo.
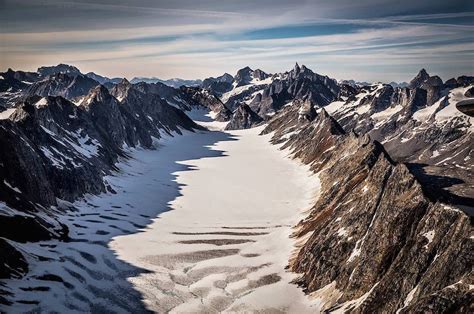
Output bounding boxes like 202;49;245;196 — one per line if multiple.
118;77;130;85
294;62;301;73
79;84;112;107
418;68;428;76
234;66;254;87
110;78;133;101
409;68;430;89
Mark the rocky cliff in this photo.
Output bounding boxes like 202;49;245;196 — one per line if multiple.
0;77;204;283
262;100;473;313
225;103;263;130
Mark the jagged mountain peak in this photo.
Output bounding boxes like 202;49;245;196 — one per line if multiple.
418;68;429;76
293;62;300;73
80;84;113;107
37;63;82;77
225;103;263;130
409;68;431;88
118;77;131;85
110;78;136;102
298;99;317;122
236;66;253;73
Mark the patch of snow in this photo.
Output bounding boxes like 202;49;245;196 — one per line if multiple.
3;180;21;193
333;282;379;313
422;230;435;249
413;97;444;122
337;227;348;237
0;108;16;120
435;86;473;123
40;146;66;169
403;285;418;308
324;101;346;114
34;97;48;108
371;105;403;120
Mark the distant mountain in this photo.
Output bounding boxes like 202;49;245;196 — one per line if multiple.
85;72;122;85
388;81;409;88
37;64;82;77
339;79;371;87
130;77;202;88
25;72;100;100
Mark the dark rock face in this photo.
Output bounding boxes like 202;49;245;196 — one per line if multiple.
409;68;430;89
262;103;473;313
234;66;255;87
0;80;202;280
1;68;40;84
251;63;340;116
326;70;473;207
0;239;28;280
202;73;234;96
456;99;474;117
26;73;100;100
179;86;232;121
225;103;263;130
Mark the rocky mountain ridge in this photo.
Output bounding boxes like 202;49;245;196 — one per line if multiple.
0;66;218;289
262;100;473;313
205;65;473;208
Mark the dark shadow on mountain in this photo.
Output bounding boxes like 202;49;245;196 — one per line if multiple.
407;163;474;216
0;128;237;312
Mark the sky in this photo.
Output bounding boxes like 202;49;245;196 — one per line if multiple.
0;0;473;82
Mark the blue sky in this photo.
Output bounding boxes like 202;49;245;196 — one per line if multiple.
1;0;473;82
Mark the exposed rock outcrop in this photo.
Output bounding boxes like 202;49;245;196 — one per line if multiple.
225;103;263;130
262;101;473;313
179;86;232;121
26;73;100;100
0;82;201;280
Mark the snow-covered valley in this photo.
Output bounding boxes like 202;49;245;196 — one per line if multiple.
1;113;321;312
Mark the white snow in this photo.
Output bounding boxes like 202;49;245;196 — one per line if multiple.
337;227;348;237
3;180;21;193
423;230;435;248
39;146;66;169
34;97;48;108
0;108;16;120
111;122;323;312
413;97;444;122
2;111;324;312
324;100;346;114
371;105;403;120
220;77;273;103
402;285;419;308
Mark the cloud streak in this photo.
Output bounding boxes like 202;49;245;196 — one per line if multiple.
0;1;472;82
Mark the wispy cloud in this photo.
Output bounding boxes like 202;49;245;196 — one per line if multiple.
1;1;472;81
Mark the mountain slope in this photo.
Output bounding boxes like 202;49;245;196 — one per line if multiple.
0;80;203;284
262;100;473;313
324;70;473;206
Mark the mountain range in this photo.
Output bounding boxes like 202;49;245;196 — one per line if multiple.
0;62;472;312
